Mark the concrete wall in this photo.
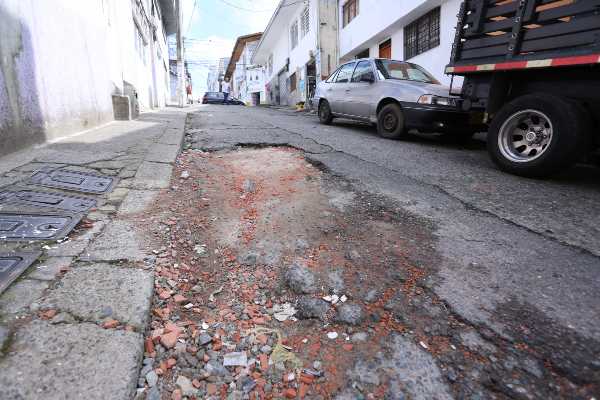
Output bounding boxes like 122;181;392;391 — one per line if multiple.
337;0;463;87
0;0;114;156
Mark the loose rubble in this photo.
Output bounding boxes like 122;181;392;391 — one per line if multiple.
129;144;599;400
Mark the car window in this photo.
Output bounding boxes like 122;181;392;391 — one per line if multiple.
325;68;341;83
374;59;440;84
217;93;224;98
334;63;356;83
351;61;373;83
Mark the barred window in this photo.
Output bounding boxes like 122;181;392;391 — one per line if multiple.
300;6;309;38
404;7;440;60
290;72;297;92
291;20;299;50
342;0;358;28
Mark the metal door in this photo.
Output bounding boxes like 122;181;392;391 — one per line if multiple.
344;60;375;118
278;72;287;106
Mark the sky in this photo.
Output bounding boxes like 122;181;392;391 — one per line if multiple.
180;0;282;99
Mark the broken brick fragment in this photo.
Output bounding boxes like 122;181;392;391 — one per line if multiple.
103;320;119;329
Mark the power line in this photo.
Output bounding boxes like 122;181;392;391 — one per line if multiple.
196;6;255;29
217;0;275;12
185;0;197;37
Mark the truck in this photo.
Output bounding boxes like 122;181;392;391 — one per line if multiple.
445;0;600;176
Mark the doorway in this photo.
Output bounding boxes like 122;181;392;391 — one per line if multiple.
379;38;391;59
278;71;287;106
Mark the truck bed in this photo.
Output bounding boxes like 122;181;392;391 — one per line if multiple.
445;0;600;74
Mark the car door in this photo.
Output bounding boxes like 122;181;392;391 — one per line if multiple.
343;60;376;119
327;62;355;115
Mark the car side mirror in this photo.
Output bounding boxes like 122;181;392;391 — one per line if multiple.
361;72;375;83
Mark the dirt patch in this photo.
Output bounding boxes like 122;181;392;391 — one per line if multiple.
133;146;599;400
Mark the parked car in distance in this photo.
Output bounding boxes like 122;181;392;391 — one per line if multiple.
313;58;485;140
202;92;246;105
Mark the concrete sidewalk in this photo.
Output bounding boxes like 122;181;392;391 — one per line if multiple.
0;107;191;399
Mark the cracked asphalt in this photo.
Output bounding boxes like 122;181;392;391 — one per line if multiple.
184;103;600;398
189;104;600;341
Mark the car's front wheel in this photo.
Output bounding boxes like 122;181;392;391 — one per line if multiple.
377;104;406;140
319;100;334;125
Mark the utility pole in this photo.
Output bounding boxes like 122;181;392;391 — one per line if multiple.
175;0;185;107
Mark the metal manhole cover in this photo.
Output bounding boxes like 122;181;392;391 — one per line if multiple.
0;252;41;294
0;187;100;212
0;212;83;241
23;166;119;195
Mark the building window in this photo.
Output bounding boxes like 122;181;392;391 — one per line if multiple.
342;0;358;28
291;20;299;50
356;49;369;59
301;6;310;38
290;72;297;92
404;7;440;60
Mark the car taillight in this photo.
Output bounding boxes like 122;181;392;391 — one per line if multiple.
203;96;206;99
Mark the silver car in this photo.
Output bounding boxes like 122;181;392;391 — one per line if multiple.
314;58;484;140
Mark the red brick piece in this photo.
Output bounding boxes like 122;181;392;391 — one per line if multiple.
103;320;119;329
206;383;218;395
160;331;179;350
173;294;186;303
145;338;155;353
299;384;309;398
171;389;182;400
259;353;268;372
285;389;297;398
159;291;171;300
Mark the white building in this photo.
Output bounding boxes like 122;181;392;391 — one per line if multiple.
0;0;176;156
225;33;264;106
337;0;463;87
252;0;338;107
105;0;176;110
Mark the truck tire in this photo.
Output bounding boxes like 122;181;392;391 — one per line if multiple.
377;104;406;140
318;100;334;125
487;94;591;177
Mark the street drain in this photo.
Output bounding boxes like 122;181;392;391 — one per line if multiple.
0;251;42;293
23;166;119;195
0;187;100;212
0;212;83;241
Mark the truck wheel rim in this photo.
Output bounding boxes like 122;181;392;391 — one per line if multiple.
383;111;399;132
498;109;553;163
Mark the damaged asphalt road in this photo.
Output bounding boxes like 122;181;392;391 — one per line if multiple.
131;105;599;400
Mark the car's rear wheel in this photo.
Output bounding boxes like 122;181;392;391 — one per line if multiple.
377;104;406;140
487;94;591;177
319;100;334;125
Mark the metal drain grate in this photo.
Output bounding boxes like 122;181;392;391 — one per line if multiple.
23;167;119;195
0;187;100;212
0;252;42;293
0;212;83;241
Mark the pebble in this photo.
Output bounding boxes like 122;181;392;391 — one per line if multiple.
204;360;229;376
146;387;161;400
140;364;153;377
351;332;367;342
333;303;366;326
297;298;330;321
285;264;318;293
146;370;159;387
199;332;212;345
260;345;272;354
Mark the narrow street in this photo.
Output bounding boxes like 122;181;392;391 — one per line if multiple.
136;104;600;399
0;103;597;399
